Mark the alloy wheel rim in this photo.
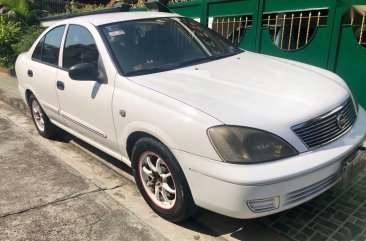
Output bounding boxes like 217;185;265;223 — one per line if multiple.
138;152;176;209
32;100;45;132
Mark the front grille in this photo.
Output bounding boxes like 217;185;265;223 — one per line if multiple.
292;97;357;150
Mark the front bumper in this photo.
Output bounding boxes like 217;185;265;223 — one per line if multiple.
172;106;366;219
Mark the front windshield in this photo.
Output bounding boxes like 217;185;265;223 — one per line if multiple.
100;17;243;76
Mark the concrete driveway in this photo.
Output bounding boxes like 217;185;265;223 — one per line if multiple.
0;101;166;241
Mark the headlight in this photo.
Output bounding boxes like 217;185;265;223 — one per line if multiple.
207;126;298;164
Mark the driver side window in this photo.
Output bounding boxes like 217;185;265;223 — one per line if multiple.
63;25;99;69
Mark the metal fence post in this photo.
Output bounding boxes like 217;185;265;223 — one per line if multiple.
326;0;351;71
201;0;208;26
254;0;265;52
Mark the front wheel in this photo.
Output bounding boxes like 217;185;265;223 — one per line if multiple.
132;137;197;223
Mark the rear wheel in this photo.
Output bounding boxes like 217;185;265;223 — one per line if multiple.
29;94;60;138
132;137;197;222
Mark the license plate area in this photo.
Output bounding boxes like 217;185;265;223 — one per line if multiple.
342;148;366;188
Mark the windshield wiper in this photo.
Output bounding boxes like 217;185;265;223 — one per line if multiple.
177;53;239;69
125;54;238;76
176;56;211;68
209;52;238;61
125;67;170;77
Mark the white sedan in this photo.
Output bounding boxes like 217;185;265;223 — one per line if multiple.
16;11;366;222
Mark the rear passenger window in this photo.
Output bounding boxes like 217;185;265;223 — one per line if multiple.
63;25;99;69
32;25;65;66
32;36;44;61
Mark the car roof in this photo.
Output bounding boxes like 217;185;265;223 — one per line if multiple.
59;11;181;26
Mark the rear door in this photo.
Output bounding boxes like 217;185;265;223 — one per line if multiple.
26;25;66;123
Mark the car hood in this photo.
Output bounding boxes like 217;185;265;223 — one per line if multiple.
128;52;350;133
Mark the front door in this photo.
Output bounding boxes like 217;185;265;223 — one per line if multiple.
56;24;119;154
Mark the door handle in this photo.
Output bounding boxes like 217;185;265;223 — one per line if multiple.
27;70;33;77
56;81;65;90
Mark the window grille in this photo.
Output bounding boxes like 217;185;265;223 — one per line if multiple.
262;9;328;50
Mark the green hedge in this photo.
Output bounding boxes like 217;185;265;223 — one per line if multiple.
12;25;44;55
0;16;44;68
0;0;43;68
0;16;22;68
1;0;38;25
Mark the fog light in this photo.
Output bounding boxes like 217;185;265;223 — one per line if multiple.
247;197;280;213
362;137;366;149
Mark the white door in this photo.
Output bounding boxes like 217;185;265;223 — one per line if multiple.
27;25;66;123
56;24;119;155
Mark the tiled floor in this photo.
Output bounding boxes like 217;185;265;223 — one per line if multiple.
259;156;366;241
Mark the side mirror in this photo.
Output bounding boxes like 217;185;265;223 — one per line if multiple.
68;63;99;81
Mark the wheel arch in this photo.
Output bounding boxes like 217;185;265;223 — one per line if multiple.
25;89;33;104
122;123;180;161
23;85;38;107
126;131;155;160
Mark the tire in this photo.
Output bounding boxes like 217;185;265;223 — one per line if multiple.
131;137;197;223
28;94;60;138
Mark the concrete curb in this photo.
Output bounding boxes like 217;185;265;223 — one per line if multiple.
0;89;30;117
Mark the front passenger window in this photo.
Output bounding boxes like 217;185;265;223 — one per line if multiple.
63;25;99;69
